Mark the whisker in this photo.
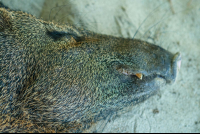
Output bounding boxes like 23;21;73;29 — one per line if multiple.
132;2;166;39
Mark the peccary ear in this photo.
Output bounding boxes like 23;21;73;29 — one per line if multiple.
0;8;12;32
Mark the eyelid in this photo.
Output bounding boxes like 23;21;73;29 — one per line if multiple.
47;30;83;42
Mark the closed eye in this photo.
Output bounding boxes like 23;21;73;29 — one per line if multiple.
47;30;84;42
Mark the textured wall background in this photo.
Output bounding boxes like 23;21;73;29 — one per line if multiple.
0;0;45;17
1;0;200;132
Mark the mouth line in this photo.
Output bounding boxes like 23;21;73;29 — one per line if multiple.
117;67;167;81
129;73;167;82
117;67;169;84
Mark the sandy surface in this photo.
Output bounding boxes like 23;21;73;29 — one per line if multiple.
1;0;200;132
0;0;45;17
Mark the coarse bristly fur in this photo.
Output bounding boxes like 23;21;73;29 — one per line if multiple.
0;4;181;133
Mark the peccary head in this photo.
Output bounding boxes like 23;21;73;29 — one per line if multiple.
0;8;181;132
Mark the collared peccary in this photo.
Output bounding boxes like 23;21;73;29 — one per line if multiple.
0;4;181;133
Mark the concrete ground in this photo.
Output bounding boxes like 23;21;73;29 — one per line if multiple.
1;0;200;132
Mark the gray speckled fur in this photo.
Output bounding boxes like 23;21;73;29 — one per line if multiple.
0;6;180;132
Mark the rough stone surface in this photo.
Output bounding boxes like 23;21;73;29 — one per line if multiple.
0;0;45;17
